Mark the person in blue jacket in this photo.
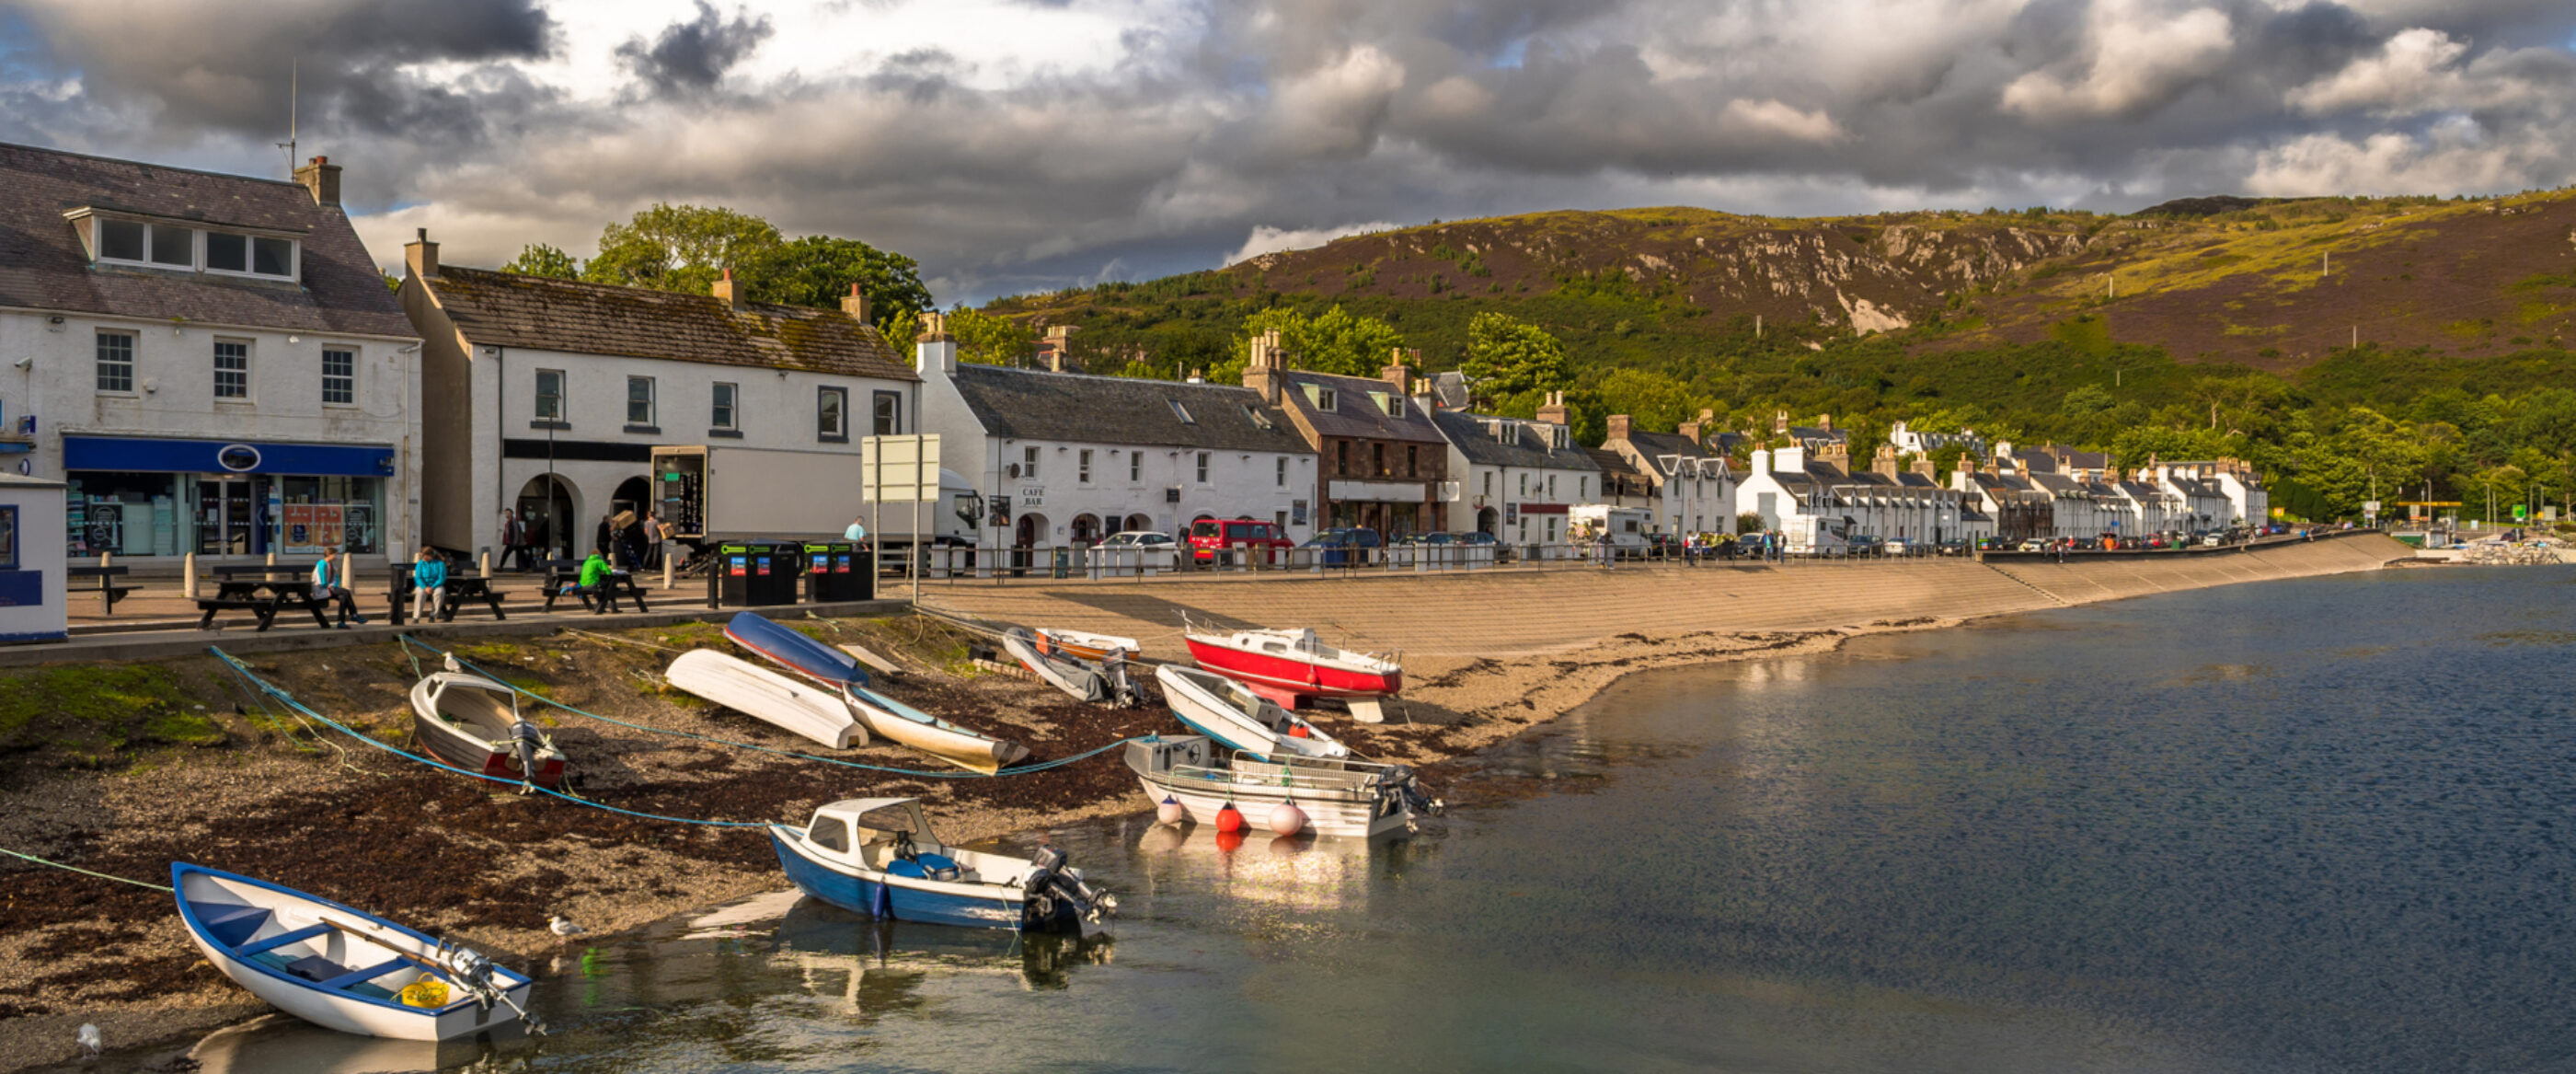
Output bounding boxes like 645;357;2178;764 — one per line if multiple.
411;547;449;622
311;544;365;627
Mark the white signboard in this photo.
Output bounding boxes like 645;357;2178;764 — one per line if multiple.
861;434;941;504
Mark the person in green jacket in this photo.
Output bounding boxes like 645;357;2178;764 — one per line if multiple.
572;550;613;614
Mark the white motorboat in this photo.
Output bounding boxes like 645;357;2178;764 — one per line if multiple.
1004;627;1143;707
1124;735;1440;839
1155;664;1346;762
406;668;566;789
666;649;868;749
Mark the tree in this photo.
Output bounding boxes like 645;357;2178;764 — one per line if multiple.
947;306;1036;366
583;203;782;294
748;236;935;329
1236;305;1407;379
1462;312;1570;398
501;243;581;280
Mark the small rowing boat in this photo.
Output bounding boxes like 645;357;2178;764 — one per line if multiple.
407;667;565;790
1124;735;1440;839
726;611;868;688
1003;627;1143;707
843;685;1028;774
1033;629;1139;664
770;797;1116;931
1182;622;1400;708
1155;664;1345;762
666;649;868;749
174;863;541;1040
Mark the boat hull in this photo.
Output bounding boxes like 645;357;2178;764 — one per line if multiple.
1004;628;1112;704
1036;629;1138;664
769;828;1066;931
1125;739;1414;839
1184;636;1400;701
845;687;1027;774
407;675;565;790
667;649;866;749
1156;664;1345;762
727;612;868;687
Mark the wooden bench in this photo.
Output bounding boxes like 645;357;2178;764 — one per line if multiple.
541;562;650;614
65;564;138;615
196;579;333;631
386;573;506;626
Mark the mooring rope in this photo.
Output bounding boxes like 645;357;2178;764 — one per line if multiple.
0;845;174;892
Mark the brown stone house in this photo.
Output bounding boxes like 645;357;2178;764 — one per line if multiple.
1241;332;1452;537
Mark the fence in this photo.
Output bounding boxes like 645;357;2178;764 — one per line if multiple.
902;537;1969;585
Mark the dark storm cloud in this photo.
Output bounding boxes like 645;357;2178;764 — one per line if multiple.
615;2;775;98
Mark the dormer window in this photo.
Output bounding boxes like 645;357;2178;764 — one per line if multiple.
1241;404;1274;430
1303;384;1336;411
1168;398;1194;424
83;212;297;280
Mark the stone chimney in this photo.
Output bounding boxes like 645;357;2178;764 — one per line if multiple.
1816;442;1849;477
1817;413;1833;433
1535;390;1569;427
841;283;869;323
1773;409;1789;434
293;155;341;207
915;310;956;376
1605;414;1632;443
1041;325;1075;373
1679;408;1713;445
1381;348;1410;391
1872;443;1900;479
1912;457;1938;479
1242;329;1285;404
403;227;437;279
712;268;742;309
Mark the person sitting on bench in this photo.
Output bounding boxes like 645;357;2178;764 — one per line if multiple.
569;549;614;613
410;547;449;622
311;544;366;628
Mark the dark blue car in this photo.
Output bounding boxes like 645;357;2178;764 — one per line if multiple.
1299;526;1384;567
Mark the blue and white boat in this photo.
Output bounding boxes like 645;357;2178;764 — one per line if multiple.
770;798;1115;932
174;863;540;1041
725;611;868;688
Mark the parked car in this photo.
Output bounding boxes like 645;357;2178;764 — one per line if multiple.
2201;532;2225;547
1882;538;1912;556
1093;530;1179;569
1451;530;1499;546
1393;531;1455;546
1299;526;1384;567
2017;538;2048;552
1936;538;1969;556
1189;517;1293;563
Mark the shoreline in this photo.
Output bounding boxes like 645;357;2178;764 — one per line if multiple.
0;536;2409;1068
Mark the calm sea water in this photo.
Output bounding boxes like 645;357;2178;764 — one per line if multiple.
126;567;2576;1072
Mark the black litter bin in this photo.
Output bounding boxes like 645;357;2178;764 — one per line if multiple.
712;540;801;607
805;541;873;603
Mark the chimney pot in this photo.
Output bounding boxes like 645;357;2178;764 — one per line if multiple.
1606;414;1632;442
713;268;742;309
293;155;343;207
403;228;438;280
840;283;869;323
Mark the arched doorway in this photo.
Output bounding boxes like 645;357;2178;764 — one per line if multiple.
1122;513;1153;534
1015;513;1047;548
611;475;651;518
513;474;578;562
1476;506;1500;535
1069;514;1101;546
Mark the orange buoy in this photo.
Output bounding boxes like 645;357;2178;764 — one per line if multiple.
1288;722;1312;738
1214;828;1247;853
1215;801;1245;833
1268;798;1307;837
1156;795;1187;825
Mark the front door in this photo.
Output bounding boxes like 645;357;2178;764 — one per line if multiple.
196;479;261;555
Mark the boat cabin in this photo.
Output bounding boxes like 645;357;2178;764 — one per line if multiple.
802;797;967;882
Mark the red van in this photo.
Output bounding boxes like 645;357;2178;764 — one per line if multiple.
1188;518;1292;562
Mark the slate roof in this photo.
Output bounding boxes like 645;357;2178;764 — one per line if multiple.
1616;429;1715;480
422;266;915;381
0;142;413;337
948;364;1310;454
1585;446;1650;482
1431;410;1601;471
1276;371;1445;444
1785;425;1847;445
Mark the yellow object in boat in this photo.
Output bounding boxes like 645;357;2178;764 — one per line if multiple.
399;975;448;1008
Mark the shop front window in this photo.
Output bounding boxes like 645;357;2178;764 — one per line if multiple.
68;472;182;557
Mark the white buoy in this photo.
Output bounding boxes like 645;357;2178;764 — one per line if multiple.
1268;798;1307;837
1156;795;1187;825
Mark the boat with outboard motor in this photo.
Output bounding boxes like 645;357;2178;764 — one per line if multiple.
407;664;564;790
1181;620;1400;710
174;863;542;1041
1124;735;1440;838
1004;627;1143;707
665;649;868;749
1155;664;1345;762
769;797;1116;931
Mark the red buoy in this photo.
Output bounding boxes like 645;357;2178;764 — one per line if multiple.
1288;722;1312;738
1214;828;1247;853
1215;801;1245;833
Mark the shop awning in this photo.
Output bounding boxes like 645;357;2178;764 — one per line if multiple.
63;435;396;477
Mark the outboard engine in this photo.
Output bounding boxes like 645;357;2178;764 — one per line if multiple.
1103;653;1144;709
1023;845;1119;927
507;722;547;793
1372;766;1444;826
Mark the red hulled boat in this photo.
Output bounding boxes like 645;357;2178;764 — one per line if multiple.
1182;623;1400;708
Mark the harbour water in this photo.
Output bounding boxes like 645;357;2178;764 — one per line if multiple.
117;566;2576;1071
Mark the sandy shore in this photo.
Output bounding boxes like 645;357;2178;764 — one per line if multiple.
0;535;2407;1067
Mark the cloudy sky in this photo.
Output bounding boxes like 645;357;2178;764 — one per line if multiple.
4;0;2571;305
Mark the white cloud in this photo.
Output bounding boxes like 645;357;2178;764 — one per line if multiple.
2288;28;2470;115
2000;1;2236;123
1719;98;1848;144
1225;222;1405;266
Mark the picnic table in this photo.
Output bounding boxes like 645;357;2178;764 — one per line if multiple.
539;559;651;614
386;572;506;626
65;564;137;615
195;576;332;631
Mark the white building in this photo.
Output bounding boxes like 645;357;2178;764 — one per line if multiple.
2150;459;2267;528
915;326;1317;547
400;237;917;559
0;144;423;561
1740;445;1984;551
1601;413;1735;537
1430;396;1602;549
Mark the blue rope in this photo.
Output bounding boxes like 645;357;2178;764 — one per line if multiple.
210;647;768;829
396;634;1137;779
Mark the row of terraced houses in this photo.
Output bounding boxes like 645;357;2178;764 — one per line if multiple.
0;142;2266;566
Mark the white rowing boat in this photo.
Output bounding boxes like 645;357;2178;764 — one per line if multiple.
666;649;868;749
1156;664;1346;762
842;685;1029;774
1034;629;1140;664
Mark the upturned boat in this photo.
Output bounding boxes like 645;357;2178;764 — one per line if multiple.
1181;623;1400;707
769;797;1116;931
726;611;868;687
843;685;1029;774
174;863;541;1041
1155;664;1346;762
1124;735;1440;839
1033;629;1140;664
407;668;565;790
1003;627;1143;707
666;649;868;749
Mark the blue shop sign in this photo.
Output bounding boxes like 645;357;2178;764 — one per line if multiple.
63;436;396;478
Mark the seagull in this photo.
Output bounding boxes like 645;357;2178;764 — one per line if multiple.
548;916;587;943
76;1022;100;1057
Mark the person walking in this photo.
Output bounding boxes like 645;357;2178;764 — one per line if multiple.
310;543;365;628
609;510;643;571
411;547;449;622
496;508;520;572
638;509;665;571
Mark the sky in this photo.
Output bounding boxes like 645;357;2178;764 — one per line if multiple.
3;0;2571;306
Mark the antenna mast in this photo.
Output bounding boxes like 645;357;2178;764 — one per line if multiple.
276;60;297;175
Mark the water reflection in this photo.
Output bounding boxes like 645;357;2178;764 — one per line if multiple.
185;1015;514;1074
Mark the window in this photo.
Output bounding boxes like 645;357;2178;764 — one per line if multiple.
1580;477;1589;501
213;340;248;398
1376;392;1403;417
711;382;738;430
1130;452;1142;483
1023;445;1040;479
818;386;848;440
874;391;902;436
98;218;144;261
321;347;354;405
1518;472;1528;497
627;375;657;427
535;369;565;421
1243;403;1273;429
1373;443;1386;476
1335;442;1349;475
147;224;194;267
251;237;293;277
206;231;247;272
1169;398;1195;423
1305;383;1336;411
1079;449;1094;483
1547;475;1558;500
1275;457;1287;488
96;331;134;393
1483;472;1492;497
1406;445;1418;476
1196;452;1211;483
